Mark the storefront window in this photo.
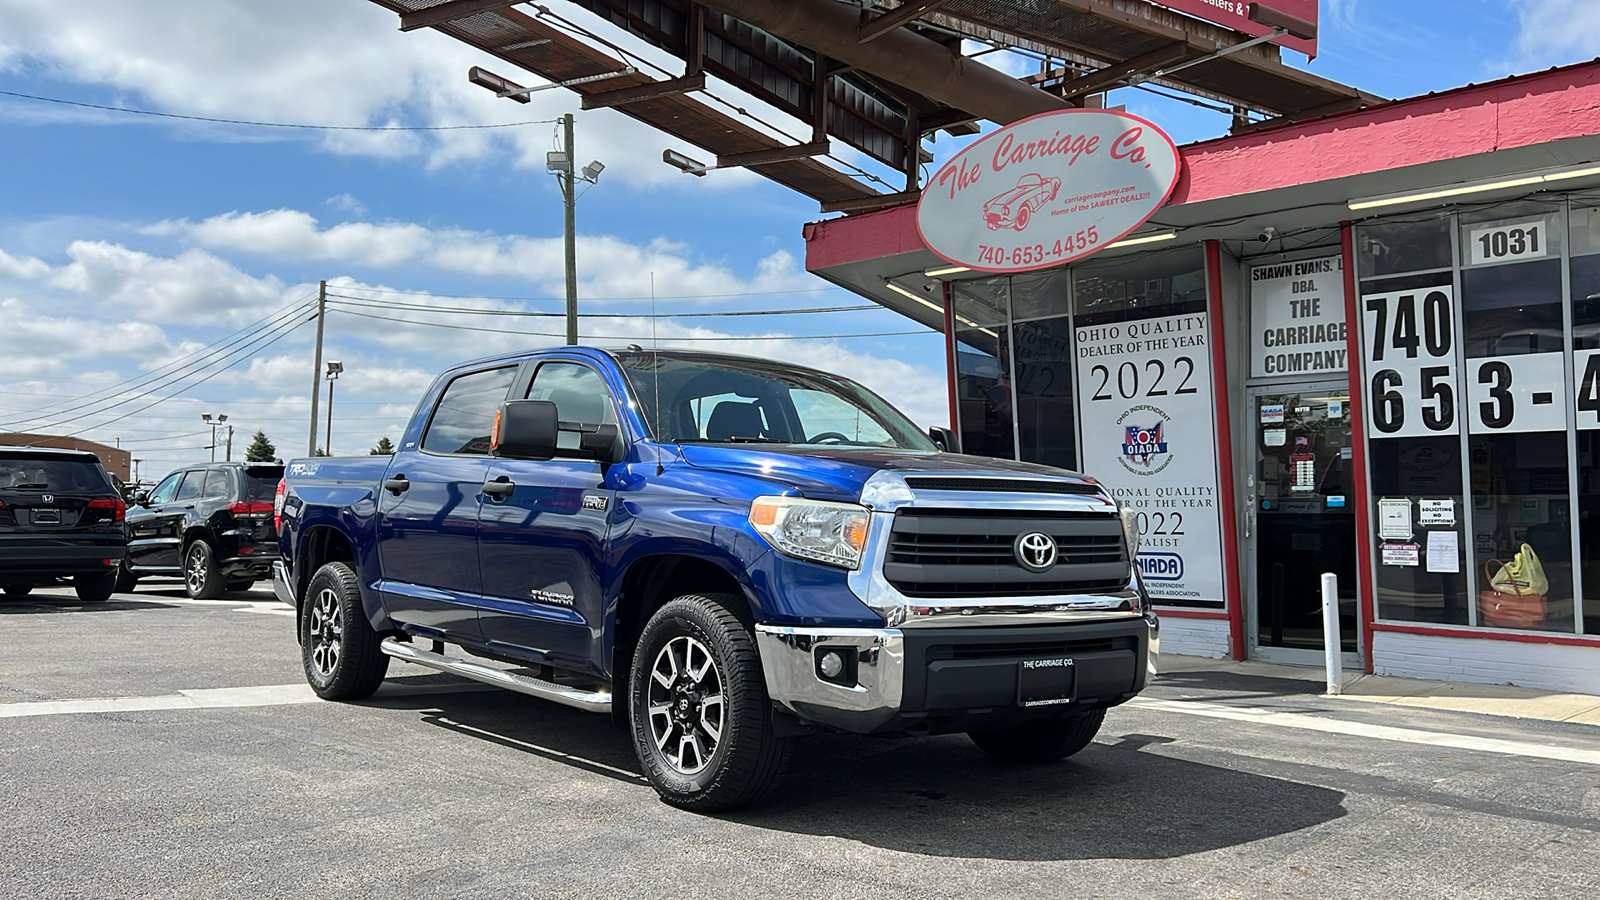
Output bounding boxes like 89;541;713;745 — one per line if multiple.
1356;217;1452;280
1571;199;1600;634
1459;204;1573;632
1072;247;1207;327
951;280;1014;459
1010;271;1076;470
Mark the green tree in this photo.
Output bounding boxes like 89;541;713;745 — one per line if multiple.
312;448;330;457
370;435;396;456
244;430;276;462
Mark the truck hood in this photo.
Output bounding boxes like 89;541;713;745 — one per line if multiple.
674;444;1097;502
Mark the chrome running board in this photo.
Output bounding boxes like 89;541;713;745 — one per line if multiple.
380;638;612;713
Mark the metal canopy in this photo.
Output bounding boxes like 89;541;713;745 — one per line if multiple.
371;1;1380;212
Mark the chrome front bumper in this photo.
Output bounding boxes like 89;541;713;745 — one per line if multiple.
755;613;1160;734
272;560;294;607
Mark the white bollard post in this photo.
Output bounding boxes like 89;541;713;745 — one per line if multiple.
1321;572;1342;695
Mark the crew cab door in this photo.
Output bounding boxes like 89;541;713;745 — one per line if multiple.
478;360;620;673
375;364;519;642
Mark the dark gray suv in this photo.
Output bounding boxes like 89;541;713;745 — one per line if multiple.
0;448;128;602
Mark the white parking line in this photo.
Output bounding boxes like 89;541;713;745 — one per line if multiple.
0;680;500;719
0;684;318;719
1129;697;1600;767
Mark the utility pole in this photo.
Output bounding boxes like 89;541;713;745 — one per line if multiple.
561;112;578;345
308;280;326;457
225;425;234;462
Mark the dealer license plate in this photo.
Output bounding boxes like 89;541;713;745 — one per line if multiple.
1017;657;1075;708
32;508;60;525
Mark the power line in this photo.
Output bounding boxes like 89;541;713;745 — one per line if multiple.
14;302;315;433
0;89;557;131
0;292;317;427
65;314;317;438
330;284;844;302
324;294;882;318
327;306;933;340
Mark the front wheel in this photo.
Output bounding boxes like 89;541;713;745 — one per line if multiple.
2;584;34;599
301;562;389;701
184;540;224;599
968;709;1106;763
629;594;789;812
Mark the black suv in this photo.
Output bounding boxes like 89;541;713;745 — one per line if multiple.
125;462;283;598
0;448;128;602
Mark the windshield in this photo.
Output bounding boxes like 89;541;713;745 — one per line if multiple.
0;455;111;492
614;351;936;450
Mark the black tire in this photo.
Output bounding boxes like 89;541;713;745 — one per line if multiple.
300;561;389;701
183;540;224;599
968;708;1106;763
74;571;117;603
629;593;789;812
2;584;34;599
226;579;255;593
114;560;138;594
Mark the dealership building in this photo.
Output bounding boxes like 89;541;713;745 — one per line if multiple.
806;60;1600;694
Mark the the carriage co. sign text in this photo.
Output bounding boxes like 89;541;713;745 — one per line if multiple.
917;109;1181;275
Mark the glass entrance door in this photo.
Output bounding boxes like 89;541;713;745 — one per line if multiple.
1246;384;1360;665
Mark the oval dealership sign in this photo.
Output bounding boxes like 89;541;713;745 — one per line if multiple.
917;109;1181;274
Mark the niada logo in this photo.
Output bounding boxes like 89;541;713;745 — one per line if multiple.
1137;552;1184;581
1116;404;1173;475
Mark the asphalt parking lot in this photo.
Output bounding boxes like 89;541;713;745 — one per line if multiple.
4;585;1599;899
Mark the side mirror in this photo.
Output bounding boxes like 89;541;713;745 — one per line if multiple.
492;400;559;460
133;491;150;507
578;423;624;466
927;426;960;454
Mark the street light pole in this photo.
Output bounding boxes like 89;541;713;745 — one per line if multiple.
309;279;327;457
323;361;343;456
561;112;578;345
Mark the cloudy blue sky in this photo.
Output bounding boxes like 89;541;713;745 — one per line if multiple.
0;0;1593;480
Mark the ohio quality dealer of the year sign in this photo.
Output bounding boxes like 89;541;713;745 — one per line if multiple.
917;109;1181;274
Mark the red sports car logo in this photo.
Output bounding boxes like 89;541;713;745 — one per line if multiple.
983;173;1061;231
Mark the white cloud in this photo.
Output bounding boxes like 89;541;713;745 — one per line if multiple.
150;208;818;301
46;241;293;320
325;193;367;217
1508;0;1600;71
0;298;171;377
0;248;50;279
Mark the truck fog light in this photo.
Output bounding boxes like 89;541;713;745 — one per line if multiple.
813;647;858;686
819;651;843;678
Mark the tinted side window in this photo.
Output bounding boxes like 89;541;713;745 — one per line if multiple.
422;366;519;455
174;471;204;501
203;469;231;498
147;473;182;504
526;362;617;426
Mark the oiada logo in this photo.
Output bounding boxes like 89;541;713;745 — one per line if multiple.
1137;552;1184;581
1116;404;1173;476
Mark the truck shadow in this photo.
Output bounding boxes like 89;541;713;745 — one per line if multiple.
371;688;1348;861
0;597;183;614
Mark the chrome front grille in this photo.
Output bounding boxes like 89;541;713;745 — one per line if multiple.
882;508;1130;600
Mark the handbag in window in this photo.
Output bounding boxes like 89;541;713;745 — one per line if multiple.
1479;553;1548;628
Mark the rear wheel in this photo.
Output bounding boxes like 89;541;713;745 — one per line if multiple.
114;560;138;593
968;709;1106;763
226;579;255;593
629;593;789;812
301;562;388;701
183;540;224;599
73;571;117;603
2;584;34;599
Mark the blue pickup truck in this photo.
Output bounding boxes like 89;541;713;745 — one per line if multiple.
275;347;1156;810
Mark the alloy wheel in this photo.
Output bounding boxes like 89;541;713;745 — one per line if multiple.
185;545;208;595
307;587;343;678
646;635;725;776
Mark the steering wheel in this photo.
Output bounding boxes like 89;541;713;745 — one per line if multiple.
807;432;851;444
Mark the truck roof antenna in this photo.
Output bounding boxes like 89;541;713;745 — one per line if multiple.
650;271;663;445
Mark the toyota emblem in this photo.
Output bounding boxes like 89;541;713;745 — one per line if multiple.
1014;532;1058;572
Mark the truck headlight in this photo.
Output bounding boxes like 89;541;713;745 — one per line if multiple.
749;496;871;570
1120;502;1140;557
